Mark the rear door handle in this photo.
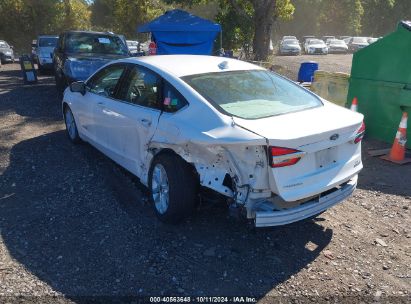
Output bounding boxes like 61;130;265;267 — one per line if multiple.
140;118;152;127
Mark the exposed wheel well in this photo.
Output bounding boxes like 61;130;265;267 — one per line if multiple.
151;148;199;181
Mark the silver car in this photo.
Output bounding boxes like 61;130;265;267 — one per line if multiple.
34;35;58;71
279;39;301;56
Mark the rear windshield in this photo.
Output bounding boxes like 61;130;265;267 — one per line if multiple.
183;70;322;119
39;37;58;47
65;33;128;55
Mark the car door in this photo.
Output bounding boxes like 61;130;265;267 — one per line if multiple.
80;63;127;155
96;63;162;178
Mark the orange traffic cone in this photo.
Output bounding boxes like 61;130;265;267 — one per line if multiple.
381;112;411;164
350;97;358;112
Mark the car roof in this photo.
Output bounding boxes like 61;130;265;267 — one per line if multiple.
122;55;265;78
63;30;119;36
38;35;58;38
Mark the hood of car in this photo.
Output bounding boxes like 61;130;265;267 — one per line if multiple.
308;44;326;48
64;53;128;81
282;44;300;49
329;44;347;48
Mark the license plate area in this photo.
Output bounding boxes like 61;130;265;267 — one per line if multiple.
315;147;337;169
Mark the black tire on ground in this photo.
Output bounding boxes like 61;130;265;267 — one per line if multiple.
38;64;44;74
55;71;67;98
148;153;199;224
63;105;81;144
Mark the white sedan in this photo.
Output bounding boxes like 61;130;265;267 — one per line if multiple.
63;55;364;227
305;39;329;54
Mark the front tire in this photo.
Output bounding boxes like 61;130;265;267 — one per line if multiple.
55;70;67;98
148;153;199;224
63;106;81;143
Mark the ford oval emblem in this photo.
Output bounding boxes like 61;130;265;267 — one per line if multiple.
330;134;339;141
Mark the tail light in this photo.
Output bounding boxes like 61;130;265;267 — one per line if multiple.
354;121;365;144
269;146;306;168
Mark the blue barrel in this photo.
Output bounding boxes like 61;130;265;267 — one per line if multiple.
298;61;319;82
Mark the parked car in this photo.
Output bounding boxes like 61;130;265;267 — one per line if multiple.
53;31;129;95
367;37;378;44
321;36;335;42
279;39;301;55
62;55;364;227
305;39;328;54
346;37;369;53
0;40;15;64
326;39;348;54
302;35;316;44
281;35;297;41
33;35;58;72
126;40;139;55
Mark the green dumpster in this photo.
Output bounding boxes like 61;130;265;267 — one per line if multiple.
347;20;411;148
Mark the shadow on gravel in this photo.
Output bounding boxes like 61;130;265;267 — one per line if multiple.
0;70;60;123
0;130;333;300
357;140;411;197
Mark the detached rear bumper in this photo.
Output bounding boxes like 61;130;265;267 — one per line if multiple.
254;175;357;227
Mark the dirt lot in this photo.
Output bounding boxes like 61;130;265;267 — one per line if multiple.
0;58;410;303
272;54;353;80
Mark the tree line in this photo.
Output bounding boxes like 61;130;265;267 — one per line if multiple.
0;0;409;60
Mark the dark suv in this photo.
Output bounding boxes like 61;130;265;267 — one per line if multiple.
53;31;129;95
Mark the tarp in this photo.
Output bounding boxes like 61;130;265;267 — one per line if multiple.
138;9;221;55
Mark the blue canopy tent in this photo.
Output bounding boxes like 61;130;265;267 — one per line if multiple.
138;9;221;55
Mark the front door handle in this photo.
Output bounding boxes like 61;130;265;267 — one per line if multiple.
140;118;152;127
97;102;105;107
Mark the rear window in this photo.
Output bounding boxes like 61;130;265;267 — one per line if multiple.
65;33;128;55
39;37;58;47
182;70;322;119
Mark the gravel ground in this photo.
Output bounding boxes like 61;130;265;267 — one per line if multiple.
0;61;410;304
271;54;353;80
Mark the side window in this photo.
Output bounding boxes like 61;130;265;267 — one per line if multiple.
162;82;188;113
121;65;160;109
88;65;125;98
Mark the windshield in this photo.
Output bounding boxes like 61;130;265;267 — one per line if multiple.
183;70;322;119
283;39;299;45
309;39;324;45
39;37;58;47
65;33;128;55
353;37;368;44
0;41;9;48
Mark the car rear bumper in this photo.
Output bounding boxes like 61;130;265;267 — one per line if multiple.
254;175;357;227
1;55;14;62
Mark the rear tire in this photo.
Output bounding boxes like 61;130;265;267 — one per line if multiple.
148;153;199;224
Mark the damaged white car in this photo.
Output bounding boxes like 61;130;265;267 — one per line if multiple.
63;55;364;227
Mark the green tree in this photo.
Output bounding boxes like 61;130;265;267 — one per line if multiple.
0;0;91;52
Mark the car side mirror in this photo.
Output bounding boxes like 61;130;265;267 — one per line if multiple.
10;45;14;49
70;81;86;96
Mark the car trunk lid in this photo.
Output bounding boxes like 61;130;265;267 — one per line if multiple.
233;102;364;201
